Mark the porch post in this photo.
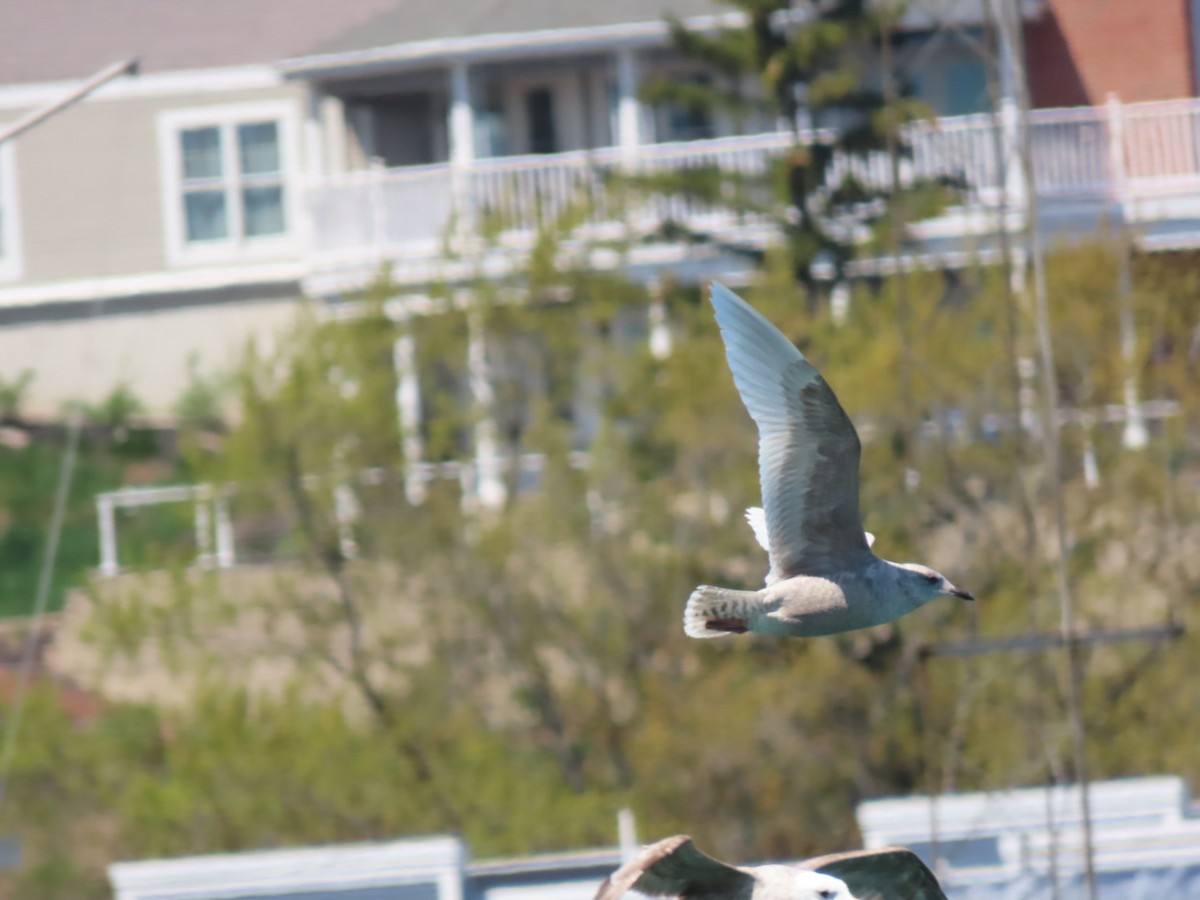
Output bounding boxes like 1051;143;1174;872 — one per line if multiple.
448;62;476;232
194;485;213;569
1105;93;1128;216
449;62;475;166
391;307;428;505
322;94;348;174
647;283;672;359
214;492;236;568
97;495;118;577
466;309;507;511
615;47;643;159
304;87;327;179
1000;97;1025;222
1106;92;1148;451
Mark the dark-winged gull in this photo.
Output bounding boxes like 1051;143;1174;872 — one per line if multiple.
684;284;974;639
594;835;947;900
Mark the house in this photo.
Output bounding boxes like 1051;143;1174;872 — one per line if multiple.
105;775;1200;899
0;0;1198;420
1026;0;1200;107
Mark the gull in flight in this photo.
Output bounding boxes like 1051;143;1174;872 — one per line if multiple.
594;834;947;900
684;284;974;639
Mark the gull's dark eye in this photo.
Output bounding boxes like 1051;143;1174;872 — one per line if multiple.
923;573;940;584
819;891;837;900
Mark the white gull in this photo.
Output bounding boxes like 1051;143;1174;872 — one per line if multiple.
684;284;974;640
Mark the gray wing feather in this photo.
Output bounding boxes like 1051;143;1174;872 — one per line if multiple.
710;283;869;578
801;847;947;900
594;835;754;900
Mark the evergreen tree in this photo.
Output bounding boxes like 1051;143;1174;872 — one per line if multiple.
639;0;952;295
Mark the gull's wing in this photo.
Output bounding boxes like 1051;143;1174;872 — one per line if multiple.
711;283;870;579
801;848;947;900
746;507;875;577
594;835;754;900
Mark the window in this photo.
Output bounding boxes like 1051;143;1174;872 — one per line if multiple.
160;102;296;263
0;140;21;282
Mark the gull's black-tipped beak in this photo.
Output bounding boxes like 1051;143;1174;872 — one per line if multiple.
950;588;975;602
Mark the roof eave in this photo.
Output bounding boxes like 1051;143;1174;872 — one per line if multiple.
278;1;1048;82
277;14;739;80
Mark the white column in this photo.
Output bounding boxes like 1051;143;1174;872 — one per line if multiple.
97;496;118;577
304;87;327;180
392;312;427;505
1000;96;1025;221
830;281;851;326
1082;424;1100;490
467;309;506;510
647;286;672;359
322;94;348;174
448;62;475;234
1018;355;1039;437
334;484;360;561
618;808;639;863
369;155;388;259
1107;92;1148;451
194;487;213;569
449;62;475;166
1122;371;1148;450
214;493;236;568
615;47;643;158
1106;93;1128;215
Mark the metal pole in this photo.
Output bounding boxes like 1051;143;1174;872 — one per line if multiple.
1005;0;1099;894
0;58;139;146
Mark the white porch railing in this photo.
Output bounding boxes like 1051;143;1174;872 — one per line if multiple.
304;97;1200;274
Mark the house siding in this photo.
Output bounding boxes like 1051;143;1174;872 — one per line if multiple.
0;294;300;415
1;81;307;288
1026;0;1196;107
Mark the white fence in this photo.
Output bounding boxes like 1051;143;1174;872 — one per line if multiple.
304;96;1200;271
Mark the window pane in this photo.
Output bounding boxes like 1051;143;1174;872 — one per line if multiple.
242;185;285;236
181;127;222;180
238;122;280;175
184;190;228;241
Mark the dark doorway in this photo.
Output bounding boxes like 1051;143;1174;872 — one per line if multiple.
525;88;557;154
372;93;437;166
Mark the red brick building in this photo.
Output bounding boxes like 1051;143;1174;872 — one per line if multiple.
1027;0;1198;106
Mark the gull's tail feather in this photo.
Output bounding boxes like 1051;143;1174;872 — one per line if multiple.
684;586;762;638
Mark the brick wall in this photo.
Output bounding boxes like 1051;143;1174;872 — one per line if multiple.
1026;0;1196;107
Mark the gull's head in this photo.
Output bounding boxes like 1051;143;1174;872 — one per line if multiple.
894;562;975;605
753;866;858;899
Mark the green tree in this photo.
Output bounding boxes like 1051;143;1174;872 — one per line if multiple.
638;0;951;294
13;242;1196;888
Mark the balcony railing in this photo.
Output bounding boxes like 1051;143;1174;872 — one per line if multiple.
304;97;1200;280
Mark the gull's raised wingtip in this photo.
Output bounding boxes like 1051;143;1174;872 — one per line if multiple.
709;281;746;309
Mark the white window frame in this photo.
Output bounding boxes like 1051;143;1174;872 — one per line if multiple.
158;100;300;267
0;139;23;283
